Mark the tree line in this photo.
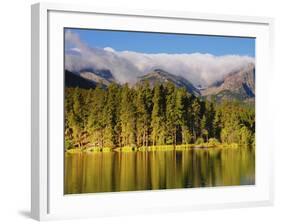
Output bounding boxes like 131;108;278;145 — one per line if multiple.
64;81;255;150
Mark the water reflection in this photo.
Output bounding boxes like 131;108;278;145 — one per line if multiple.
64;147;255;194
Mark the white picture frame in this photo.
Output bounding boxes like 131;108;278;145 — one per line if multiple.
31;2;274;221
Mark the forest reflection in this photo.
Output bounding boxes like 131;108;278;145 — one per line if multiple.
64;146;255;194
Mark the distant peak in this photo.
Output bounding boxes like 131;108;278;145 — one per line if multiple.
138;68;200;96
153;68;167;73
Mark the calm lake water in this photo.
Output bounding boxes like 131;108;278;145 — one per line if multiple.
64;146;255;194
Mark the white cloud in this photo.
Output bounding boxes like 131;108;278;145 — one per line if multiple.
104;47;115;52
70;48;81;53
65;30;255;86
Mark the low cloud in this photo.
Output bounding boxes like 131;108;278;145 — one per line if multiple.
65;30;255;86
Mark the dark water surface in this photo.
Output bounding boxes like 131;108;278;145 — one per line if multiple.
64;147;255;194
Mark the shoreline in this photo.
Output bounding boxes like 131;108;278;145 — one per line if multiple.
66;143;254;153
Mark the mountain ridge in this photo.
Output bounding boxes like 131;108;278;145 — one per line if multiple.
137;69;201;96
65;63;255;102
65;70;97;89
201;63;255;101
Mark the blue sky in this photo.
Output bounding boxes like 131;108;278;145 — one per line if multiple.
65;28;255;57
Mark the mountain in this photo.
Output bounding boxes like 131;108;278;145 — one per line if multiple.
65;68;116;89
137;69;200;96
80;72;112;86
201;63;255;101
65;70;97;89
79;68;115;83
65;63;255;103
78;68;116;87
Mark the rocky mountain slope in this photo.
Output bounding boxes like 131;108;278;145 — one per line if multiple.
137;69;200;96
65;70;97;89
65;63;255;102
201;63;255;101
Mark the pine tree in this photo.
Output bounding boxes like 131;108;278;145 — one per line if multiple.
190;98;201;141
103;83;120;148
87;86;106;148
120;84;136;147
135;82;152;147
165;82;177;145
205;101;215;138
151;84;166;146
239;126;252;145
200;115;208;142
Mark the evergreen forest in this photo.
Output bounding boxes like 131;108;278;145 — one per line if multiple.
64;81;255;151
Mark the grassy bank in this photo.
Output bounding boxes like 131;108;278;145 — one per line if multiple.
66;142;245;153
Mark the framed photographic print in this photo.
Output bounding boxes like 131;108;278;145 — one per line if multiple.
31;2;274;221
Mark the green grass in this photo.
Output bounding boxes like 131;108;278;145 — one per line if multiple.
66;142;242;154
66;146;112;153
85;147;112;152
66;148;83;154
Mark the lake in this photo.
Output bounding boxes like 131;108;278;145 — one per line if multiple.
64;146;255;194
